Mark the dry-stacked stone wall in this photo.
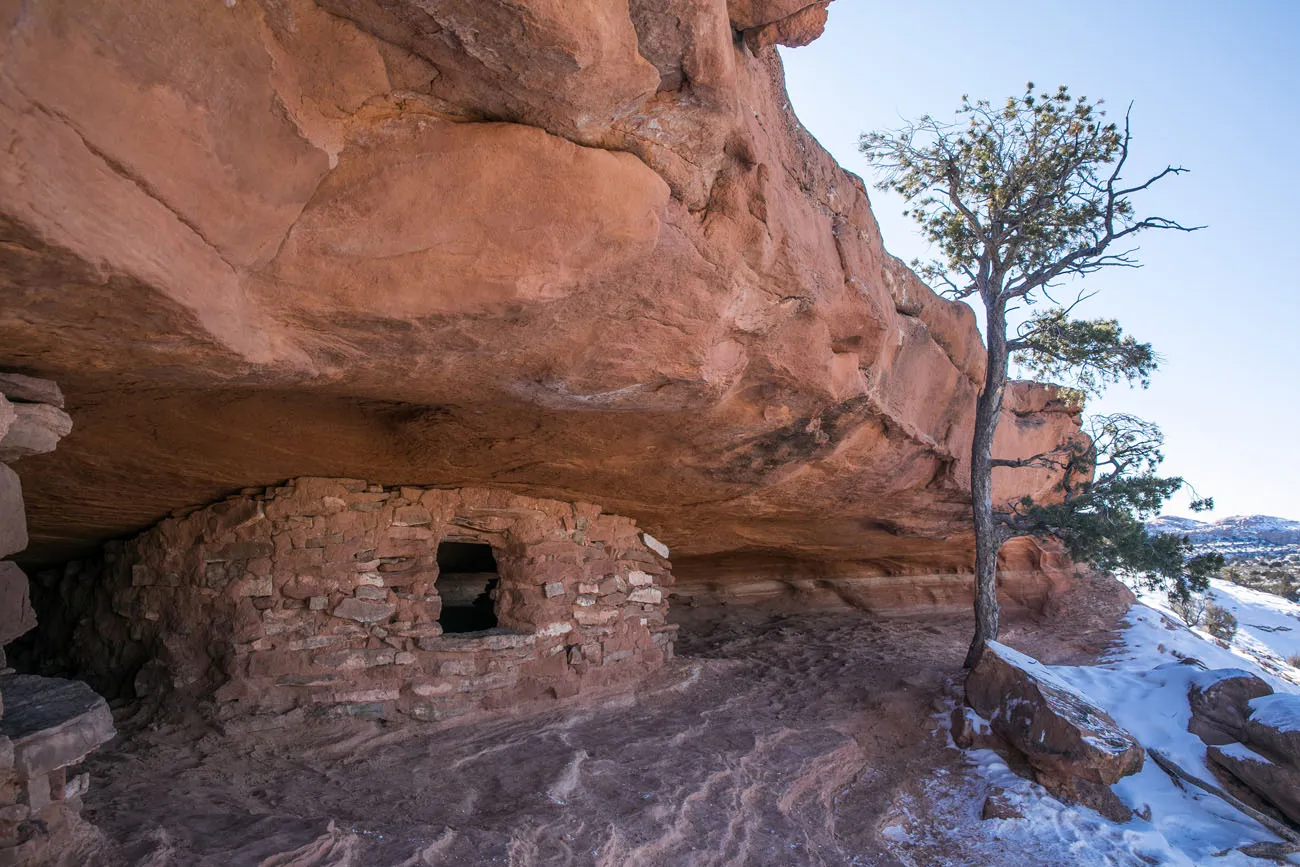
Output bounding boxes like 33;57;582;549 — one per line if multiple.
67;478;676;722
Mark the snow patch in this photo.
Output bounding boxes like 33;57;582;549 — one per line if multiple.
893;595;1300;865
1248;693;1300;734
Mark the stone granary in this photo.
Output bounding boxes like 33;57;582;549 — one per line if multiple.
40;479;676;723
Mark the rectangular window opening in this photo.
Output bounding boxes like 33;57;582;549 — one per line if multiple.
435;541;500;634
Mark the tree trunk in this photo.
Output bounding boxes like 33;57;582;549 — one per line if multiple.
964;301;1010;669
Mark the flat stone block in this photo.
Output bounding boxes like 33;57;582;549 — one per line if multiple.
392;506;432;527
332;598;396;623
627;570;653;587
431;629;536;652
0;675;114;779
311;648;395;670
0;373;64;408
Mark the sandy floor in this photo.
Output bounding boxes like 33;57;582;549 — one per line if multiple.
54;583;1127;867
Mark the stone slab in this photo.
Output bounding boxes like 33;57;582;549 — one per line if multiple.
0;373;64;408
428;629;536;653
0;403;73;462
0;675;115;778
0;562;36;646
0;465;26;559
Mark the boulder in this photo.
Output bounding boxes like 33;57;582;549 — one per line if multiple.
1243;693;1300;767
1187;669;1274;745
1207;742;1300;826
966;641;1143;821
0;403;73;462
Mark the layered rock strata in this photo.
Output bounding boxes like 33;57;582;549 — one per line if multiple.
32;479;675;722
1;0;1082;597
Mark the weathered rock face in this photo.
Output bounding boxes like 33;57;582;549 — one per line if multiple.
1185;676;1300;828
1243;694;1300;765
1187;669;1274;746
1;2;1081;597
965;642;1143;822
0;374;115;865
1207;743;1300;826
30;479;675;722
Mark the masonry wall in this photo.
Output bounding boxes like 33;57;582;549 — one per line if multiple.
41;479;676;723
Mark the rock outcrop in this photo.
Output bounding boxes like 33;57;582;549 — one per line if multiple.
1187;669;1273;745
1187;672;1300;827
965;642;1143;821
0;374;115;866
0;0;1083;604
0;374;70;660
1242;694;1300;765
1207;743;1300;827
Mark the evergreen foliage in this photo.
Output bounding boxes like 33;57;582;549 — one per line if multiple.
860;84;1206;664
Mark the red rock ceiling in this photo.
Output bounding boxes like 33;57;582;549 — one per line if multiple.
0;0;1079;577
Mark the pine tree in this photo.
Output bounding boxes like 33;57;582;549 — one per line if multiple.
860;85;1216;667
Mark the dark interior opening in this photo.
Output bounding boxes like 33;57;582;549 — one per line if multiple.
435;541;500;634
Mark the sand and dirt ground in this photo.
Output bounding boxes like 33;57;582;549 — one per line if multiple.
49;580;1128;867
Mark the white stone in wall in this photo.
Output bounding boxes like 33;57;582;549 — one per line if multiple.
642;533;669;558
333;598;397;623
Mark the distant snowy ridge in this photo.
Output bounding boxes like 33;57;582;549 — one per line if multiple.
1146;514;1300;560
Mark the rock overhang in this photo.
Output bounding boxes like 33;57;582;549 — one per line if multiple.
0;0;1082;580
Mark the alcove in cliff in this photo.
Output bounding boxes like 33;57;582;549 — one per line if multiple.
435;541;500;633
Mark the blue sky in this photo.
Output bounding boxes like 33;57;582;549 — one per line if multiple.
780;1;1300;522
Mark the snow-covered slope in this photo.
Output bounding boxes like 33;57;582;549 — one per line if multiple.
889;583;1300;865
1148;514;1300;560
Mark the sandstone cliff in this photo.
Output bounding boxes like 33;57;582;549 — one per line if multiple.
0;0;1080;595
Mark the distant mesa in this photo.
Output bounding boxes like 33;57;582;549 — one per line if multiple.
1146;515;1300;560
